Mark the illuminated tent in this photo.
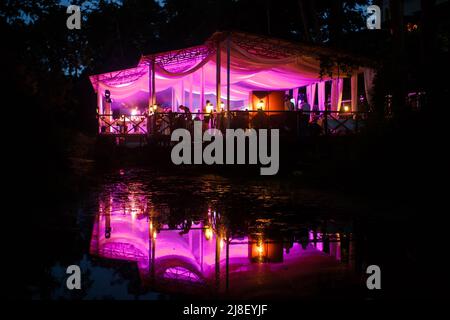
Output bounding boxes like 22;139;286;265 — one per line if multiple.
89;31;375;114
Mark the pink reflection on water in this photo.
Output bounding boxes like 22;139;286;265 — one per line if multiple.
89;191;349;293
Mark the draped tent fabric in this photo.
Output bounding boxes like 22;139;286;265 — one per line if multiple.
306;83;317;108
90;32;372;112
351;74;358;112
293;87;299;109
364;68;376;107
94;42;335;104
318;81;326;111
331;78;344;111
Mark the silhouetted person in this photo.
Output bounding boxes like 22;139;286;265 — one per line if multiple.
300;101;311;136
284;95;294;111
251;109;269;129
204;100;213;131
179;105;192;131
309;119;322;137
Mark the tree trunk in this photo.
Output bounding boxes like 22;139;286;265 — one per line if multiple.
297;0;310;42
328;0;342;45
389;0;406;116
419;0;436;112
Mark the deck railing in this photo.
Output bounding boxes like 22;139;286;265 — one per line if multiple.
98;110;369;137
98;114;148;135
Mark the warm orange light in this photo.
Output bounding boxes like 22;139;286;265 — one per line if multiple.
407;23;418;32
219;238;224;249
256;100;265;110
152;231;157;240
204;227;213;240
256;244;264;255
343;105;350;112
206;103;214;113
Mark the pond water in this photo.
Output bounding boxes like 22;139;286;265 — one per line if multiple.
38;167;426;300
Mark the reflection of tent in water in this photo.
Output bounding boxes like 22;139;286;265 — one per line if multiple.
89;31;374;137
90;195;357;297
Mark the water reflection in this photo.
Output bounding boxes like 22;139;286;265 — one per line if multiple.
89;183;357;298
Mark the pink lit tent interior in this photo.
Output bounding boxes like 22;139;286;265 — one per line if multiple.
89;31;375;134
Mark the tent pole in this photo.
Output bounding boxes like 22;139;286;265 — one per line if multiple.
181;79;185;111
201;66;205;114
171;87;175;112
189;74;193;111
351;73;358;113
215;232;221;293
97;90;103;133
147;58;155;137
148;57;156;111
216;40;221;113
152;58;156;106
226;33;231;128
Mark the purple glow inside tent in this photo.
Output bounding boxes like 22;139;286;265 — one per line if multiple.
90;32;374;125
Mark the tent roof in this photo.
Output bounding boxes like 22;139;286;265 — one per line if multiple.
89;31;372;101
140;31;372;66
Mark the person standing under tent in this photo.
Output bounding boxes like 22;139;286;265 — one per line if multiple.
284;95;294;111
203;100;213;132
300;100;311;136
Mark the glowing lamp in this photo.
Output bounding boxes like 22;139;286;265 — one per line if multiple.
220;102;225;111
152;230;157;240
206;103;214;113
131;108;138;116
204;227;213;240
152;104;158;112
343;105;350;112
256;100;265;110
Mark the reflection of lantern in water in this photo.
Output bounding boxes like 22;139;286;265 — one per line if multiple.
256;242;264;255
249;237;283;263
